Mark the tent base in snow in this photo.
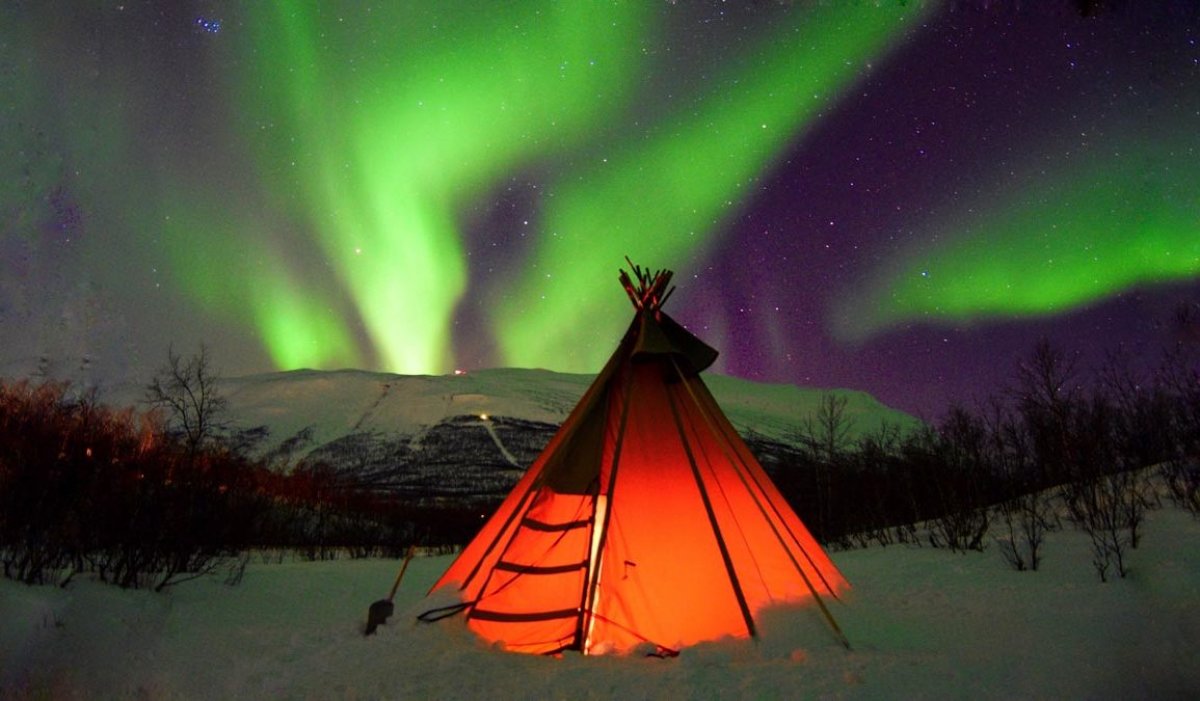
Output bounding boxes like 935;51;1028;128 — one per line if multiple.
423;263;849;655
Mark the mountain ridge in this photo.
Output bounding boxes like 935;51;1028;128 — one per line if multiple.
8;365;923;500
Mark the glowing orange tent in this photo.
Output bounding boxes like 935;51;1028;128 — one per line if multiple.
424;263;849;655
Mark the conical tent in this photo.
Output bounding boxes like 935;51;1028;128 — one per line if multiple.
426;264;849;655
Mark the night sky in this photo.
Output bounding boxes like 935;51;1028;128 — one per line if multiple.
3;1;1198;419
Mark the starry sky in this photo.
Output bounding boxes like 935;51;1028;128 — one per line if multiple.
2;1;1198;419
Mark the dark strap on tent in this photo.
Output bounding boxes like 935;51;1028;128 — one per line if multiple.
521;517;591;532
494;560;587;575
417;601;472;623
469;608;579;623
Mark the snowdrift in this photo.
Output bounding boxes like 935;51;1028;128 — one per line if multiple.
3;507;1198;699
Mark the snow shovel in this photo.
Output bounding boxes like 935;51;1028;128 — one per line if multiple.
364;544;416;636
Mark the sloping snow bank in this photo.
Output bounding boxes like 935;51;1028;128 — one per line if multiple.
3;508;1198;700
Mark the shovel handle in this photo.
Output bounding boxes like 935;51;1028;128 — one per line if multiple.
386;544;417;602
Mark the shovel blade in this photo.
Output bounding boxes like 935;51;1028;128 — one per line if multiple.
364;599;395;636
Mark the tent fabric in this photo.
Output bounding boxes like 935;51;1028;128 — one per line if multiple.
428;288;848;655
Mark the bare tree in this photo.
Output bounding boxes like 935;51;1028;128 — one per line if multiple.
145;345;228;456
801;392;854;464
796;393;854;538
985;399;1056;571
1014;338;1082;488
1159;301;1200;516
927;407;991;553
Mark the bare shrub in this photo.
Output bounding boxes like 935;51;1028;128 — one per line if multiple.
925;410;992;553
0;377;268;590
1068;473;1133;582
1162;460;1200;516
794;393;854;539
995;491;1056;572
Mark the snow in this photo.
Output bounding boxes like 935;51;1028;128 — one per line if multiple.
4;508;1198;699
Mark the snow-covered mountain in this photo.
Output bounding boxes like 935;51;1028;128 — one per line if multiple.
106;367;922;499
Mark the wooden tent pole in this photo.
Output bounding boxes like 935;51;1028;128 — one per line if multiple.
664;376;758;640
455;476;541;596
673;360;840;595
668;357;852;650
452;321;636;600
575;361;636;653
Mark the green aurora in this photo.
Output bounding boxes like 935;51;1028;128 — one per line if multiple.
6;1;1197;391
229;2;652;372
212;1;926;373
493;2;931;372
832;133;1200;343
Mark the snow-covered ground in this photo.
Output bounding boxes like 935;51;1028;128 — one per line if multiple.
3;507;1197;699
